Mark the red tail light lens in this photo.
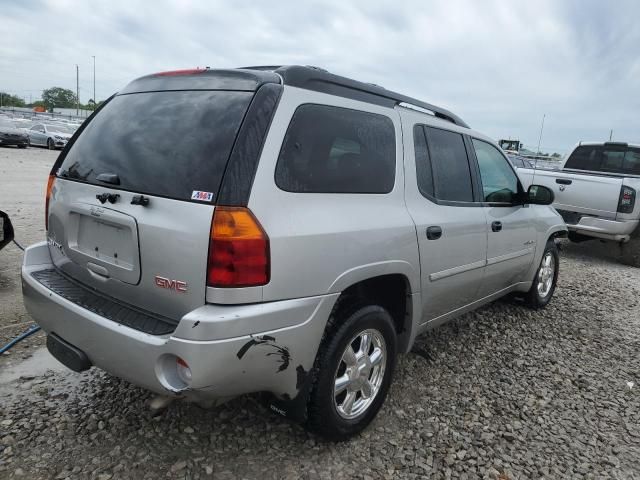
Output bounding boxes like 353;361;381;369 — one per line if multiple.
45;175;56;230
618;186;636;214
207;207;270;287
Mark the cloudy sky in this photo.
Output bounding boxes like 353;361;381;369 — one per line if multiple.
1;0;638;153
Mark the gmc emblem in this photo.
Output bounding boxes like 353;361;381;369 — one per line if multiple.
154;276;188;293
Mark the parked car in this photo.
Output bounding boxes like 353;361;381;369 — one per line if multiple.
27;123;73;149
0;118;29;148
0;210;15;251
21;66;567;439
518;142;640;245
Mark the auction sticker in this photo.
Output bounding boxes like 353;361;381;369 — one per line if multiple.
191;191;214;202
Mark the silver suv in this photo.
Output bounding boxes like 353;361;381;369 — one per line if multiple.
21;66;567;439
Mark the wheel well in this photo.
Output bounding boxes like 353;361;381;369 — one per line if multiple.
335;274;412;353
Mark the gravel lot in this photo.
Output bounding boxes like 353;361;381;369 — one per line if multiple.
1;147;640;479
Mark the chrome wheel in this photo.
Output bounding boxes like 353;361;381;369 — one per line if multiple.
333;329;387;420
537;252;555;298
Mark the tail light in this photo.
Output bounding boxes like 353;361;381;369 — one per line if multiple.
618;185;636;214
207;207;270;287
45;174;56;230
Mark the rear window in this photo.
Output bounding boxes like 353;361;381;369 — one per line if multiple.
275;104;396;193
565;145;640;175
58;90;253;202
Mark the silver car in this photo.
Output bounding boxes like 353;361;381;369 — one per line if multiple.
27;123;73;149
21;66;567;439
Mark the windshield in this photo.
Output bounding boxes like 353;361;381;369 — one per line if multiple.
57;90;253;202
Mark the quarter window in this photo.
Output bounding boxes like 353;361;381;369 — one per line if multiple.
275;104;396;193
473;139;519;203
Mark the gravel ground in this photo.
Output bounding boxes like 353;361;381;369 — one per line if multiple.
1;147;640;479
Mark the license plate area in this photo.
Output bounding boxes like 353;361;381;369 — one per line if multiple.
77;216;136;268
66;204;141;284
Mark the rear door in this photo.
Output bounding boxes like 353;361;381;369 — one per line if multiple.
403;121;488;323
47;87;255;321
30;124;45;145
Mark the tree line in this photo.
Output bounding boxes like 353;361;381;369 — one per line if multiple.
0;87;103;111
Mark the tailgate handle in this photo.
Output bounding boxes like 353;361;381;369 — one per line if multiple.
87;262;110;279
556;179;572;185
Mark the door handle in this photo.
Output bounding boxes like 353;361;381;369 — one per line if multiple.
491;221;502;232
426;226;442;240
555;179;572;185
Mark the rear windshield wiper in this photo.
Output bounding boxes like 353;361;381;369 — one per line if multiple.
95;173;121;185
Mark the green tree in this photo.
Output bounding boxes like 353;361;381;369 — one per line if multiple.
0;92;26;107
42;87;77;110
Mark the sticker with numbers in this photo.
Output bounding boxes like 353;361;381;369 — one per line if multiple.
191;191;214;202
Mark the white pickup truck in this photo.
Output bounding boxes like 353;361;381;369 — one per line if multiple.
518;142;640;264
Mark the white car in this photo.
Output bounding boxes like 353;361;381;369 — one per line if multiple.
27;123;73;149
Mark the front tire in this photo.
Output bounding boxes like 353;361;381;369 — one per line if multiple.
47;138;55;150
525;240;559;309
306;303;397;440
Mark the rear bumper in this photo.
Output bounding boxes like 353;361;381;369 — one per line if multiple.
22;241;337;400
565;216;639;242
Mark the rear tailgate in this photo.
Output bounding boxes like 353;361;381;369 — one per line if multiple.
519;168;622;219
45;78;261;322
48;181;214;320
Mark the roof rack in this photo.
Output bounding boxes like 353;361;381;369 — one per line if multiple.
240;65;469;128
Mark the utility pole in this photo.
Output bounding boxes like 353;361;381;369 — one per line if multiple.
609;129;613;141
92;55;96;109
76;64;80;115
536;114;546;155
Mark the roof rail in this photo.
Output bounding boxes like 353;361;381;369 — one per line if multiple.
240;65;469;128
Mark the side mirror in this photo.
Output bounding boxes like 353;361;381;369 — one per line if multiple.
0;210;15;251
526;185;554;205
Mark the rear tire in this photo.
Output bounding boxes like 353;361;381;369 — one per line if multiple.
305;302;397;440
47;138;55;150
524;240;559;309
619;230;640;268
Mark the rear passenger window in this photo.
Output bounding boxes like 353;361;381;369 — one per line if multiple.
423;127;474;202
275;104;396;193
565;146;601;171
